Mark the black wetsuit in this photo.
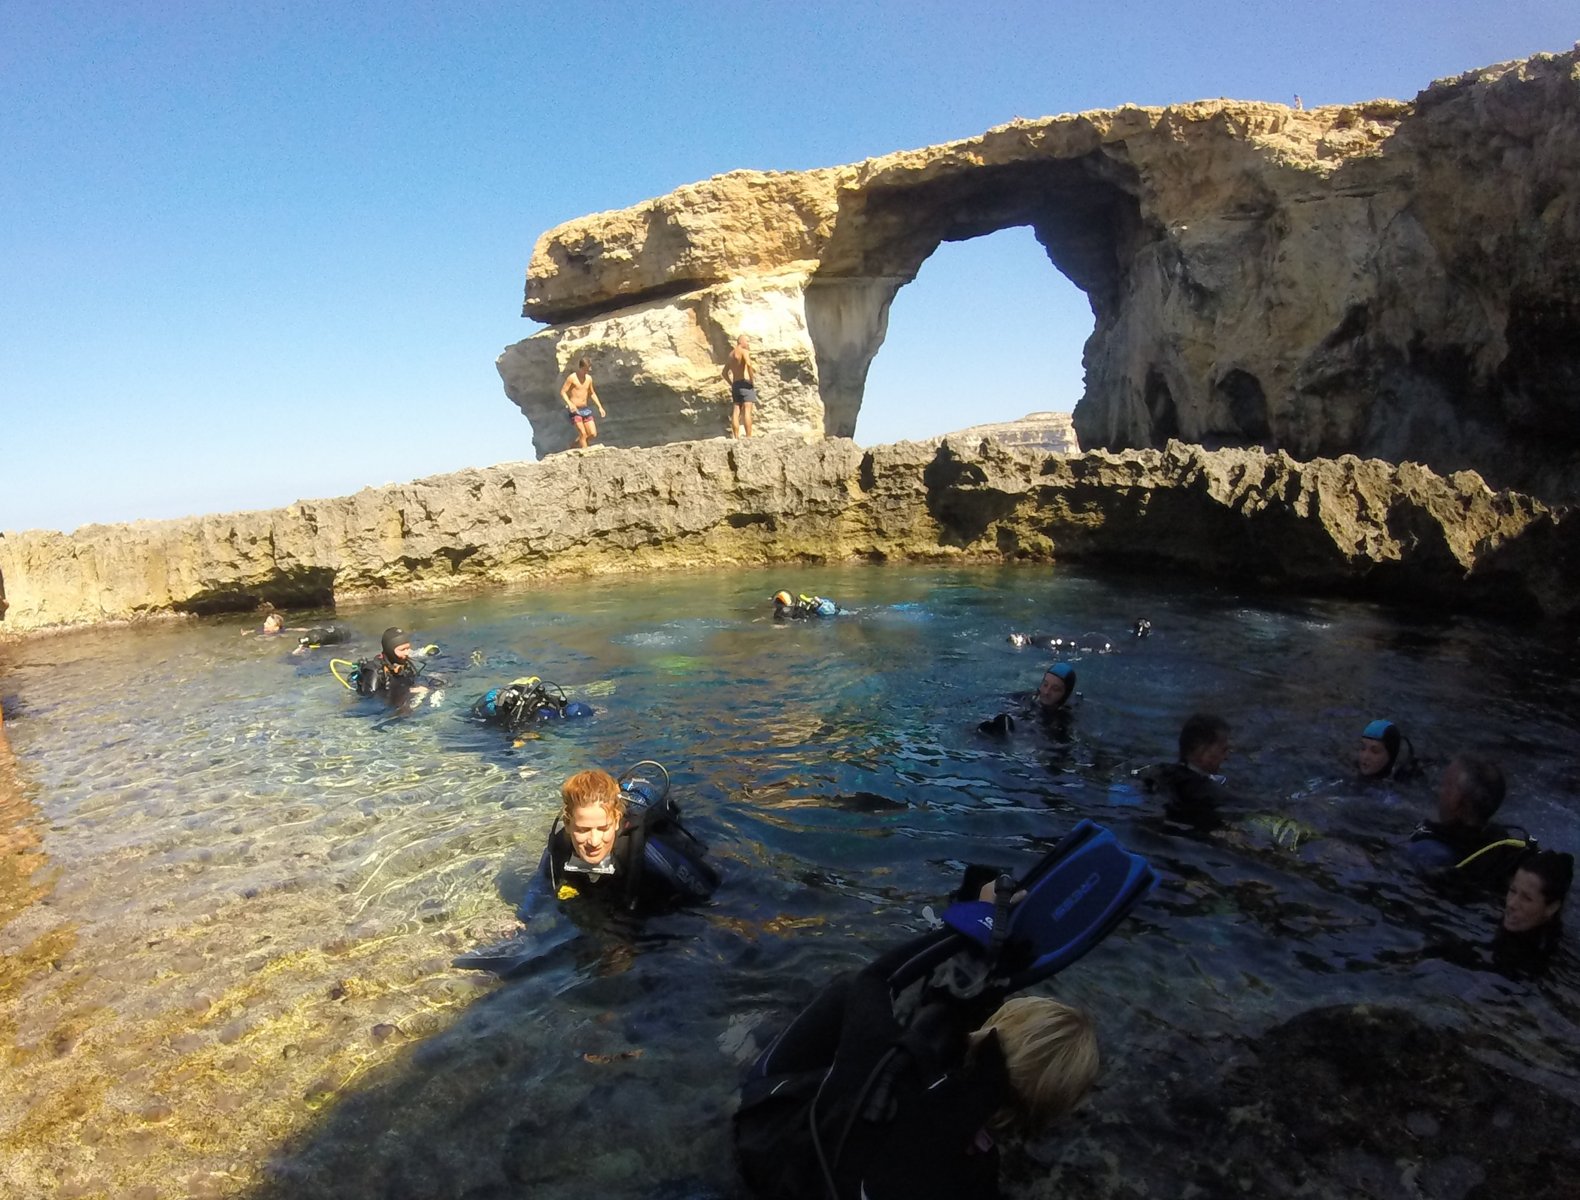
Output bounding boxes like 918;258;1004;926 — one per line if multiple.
1137;761;1233;826
297;625;350;648
355;655;424;705
736;935;1014;1200
1491;919;1563;976
774;596;836;621
1406;820;1529;891
471;683;580;734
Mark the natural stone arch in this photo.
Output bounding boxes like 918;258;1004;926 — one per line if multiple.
804;154;1143;438
501;49;1580;497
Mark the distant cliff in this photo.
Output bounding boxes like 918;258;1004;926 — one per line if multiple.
2;437;1572;635
501;49;1580;499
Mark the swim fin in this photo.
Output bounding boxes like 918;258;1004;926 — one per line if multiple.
888;819;1155;994
452;918;584;979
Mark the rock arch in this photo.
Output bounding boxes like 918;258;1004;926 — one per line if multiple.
499;49;1580;497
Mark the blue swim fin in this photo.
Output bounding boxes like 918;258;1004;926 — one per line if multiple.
889;820;1154;994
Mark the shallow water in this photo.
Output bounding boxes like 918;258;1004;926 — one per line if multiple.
1;563;1577;1199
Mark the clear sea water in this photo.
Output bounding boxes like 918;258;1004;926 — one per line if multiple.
1;563;1577;1199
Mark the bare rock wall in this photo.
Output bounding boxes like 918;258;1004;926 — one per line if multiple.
1;438;1570;636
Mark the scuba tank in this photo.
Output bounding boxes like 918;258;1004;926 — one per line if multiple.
616;760;718;906
618;759;672;810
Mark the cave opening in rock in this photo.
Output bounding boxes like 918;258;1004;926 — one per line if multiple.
854;226;1094;447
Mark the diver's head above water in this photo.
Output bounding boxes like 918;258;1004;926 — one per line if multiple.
1179;713;1231;775
1037;662;1075;710
561;769;627;866
381;627;414;664
1357;718;1402;778
1502;849;1572;935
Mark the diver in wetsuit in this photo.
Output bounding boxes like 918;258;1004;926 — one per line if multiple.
292;625;351;653
773;590;838;620
1492;848;1573;973
1356;718;1416;781
978;662;1075;736
471;678;593;732
736;941;1097;1200
1407;755;1531;890
1135;712;1234;823
451;763;722;978
352;627;434;706
540;766;719;915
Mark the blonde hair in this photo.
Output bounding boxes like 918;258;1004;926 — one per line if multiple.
560;769;625;826
975;996;1099;1131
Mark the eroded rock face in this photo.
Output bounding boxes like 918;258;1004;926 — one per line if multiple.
1;438;1569;635
501;49;1580;497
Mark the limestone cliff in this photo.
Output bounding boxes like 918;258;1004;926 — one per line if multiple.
1;438;1571;635
500;49;1580;498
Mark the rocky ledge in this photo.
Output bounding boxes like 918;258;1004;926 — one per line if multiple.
1;437;1572;636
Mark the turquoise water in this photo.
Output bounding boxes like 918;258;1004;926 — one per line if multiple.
1;563;1577;1198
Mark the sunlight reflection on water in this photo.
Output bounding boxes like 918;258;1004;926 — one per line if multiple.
1;563;1577;1198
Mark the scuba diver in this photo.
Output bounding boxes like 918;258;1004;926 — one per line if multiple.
1356;718;1416;781
773;590;839;620
978;662;1075;736
332;627;441;707
1006;632;1115;653
454;762;720;977
1406;755;1533;891
1134;712;1234;823
470;677;594;732
1492;848;1573;973
735;821;1153;1200
291;625;351;654
241;611;287;637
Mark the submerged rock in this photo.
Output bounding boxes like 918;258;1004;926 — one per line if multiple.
1019;1004;1580;1200
1;436;1572;633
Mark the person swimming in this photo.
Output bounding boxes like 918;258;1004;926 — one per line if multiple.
451;763;721;978
540;765;719;915
1406;755;1531;890
1134;713;1234;823
736;958;1098;1200
1357;718;1414;780
772;591;838;620
291;624;351;653
978;662;1076;736
471;678;594;732
340;627;440;707
1493;849;1572;971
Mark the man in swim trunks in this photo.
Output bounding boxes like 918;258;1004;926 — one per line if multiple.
560;358;606;449
722;334;757;438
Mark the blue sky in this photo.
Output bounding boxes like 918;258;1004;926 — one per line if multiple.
2;2;1573;533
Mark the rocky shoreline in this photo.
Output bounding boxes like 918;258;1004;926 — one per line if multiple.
2;435;1572;636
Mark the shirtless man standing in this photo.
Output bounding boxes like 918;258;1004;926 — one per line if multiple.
722;334;757;438
560;358;607;449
